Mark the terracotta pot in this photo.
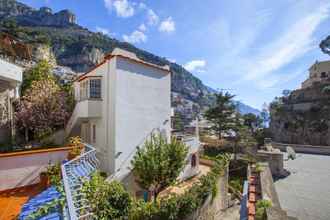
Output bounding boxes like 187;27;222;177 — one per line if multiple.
40;172;50;189
67;152;78;160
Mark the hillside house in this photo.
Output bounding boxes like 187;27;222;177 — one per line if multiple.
301;60;330;89
66;48;200;192
0;58;22;143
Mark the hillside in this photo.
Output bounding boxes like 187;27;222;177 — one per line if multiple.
0;0;258;119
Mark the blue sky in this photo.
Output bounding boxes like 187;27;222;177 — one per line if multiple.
21;0;330;109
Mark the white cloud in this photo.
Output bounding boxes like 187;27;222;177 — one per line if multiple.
147;9;159;26
138;2;146;10
168;58;176;63
113;0;134;17
104;0;113;12
123;30;147;44
104;0;135;18
95;26;114;36
138;23;146;32
159;17;175;33
184;60;206;73
242;3;330;84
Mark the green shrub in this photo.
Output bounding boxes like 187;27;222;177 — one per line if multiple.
82;172;132;220
83;154;231;220
256;199;272;220
46;163;62;187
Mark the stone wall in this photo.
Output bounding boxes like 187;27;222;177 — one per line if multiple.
185;165;229;220
272;142;330;155
258;163;297;220
270;82;330;146
256;150;285;177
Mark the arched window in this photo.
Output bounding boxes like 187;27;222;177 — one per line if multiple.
191;154;197;167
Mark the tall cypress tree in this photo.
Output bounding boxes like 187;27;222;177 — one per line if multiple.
204;92;236;139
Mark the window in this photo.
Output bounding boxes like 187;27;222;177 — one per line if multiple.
90;79;101;99
92;124;96;143
321;72;327;78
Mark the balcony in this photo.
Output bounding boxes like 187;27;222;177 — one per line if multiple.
65;99;102;137
74;99;102;118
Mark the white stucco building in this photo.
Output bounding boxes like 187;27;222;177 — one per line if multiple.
0;58;23;143
66;48;172;179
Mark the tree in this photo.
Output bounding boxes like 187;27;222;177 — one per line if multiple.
229;113;244;160
204;92;236;139
21;60;54;95
243;113;263;134
260;102;269;127
282;90;291;97
131;134;188;199
15;79;69;142
172;112;184;131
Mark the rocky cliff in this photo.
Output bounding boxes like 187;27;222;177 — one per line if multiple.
270;82;330;145
0;0;76;27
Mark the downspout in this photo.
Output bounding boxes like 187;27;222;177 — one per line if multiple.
106;60;110;172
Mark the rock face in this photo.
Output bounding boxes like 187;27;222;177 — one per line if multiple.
0;0;76;27
270;82;330;145
31;43;56;65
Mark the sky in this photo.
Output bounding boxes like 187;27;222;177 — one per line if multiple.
20;0;330;109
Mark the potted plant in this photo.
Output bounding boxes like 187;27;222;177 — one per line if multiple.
39;171;50;189
67;136;83;160
39;163;62;189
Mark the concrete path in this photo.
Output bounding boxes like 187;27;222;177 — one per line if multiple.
216;204;240;220
274;153;330;220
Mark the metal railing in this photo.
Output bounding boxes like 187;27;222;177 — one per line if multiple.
61;143;100;220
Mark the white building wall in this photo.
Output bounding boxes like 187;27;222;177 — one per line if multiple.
113;57;171;176
71;52;171;176
0;59;23;84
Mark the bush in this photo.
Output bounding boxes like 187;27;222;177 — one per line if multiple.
82;172;132;219
46;163;62;187
256;199;272;220
131;134;188;199
128;154;230;220
86;154;231;220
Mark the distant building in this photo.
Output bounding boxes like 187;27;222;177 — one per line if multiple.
301;60;330;89
0;58;23;143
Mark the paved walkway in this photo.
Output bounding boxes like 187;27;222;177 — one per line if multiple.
274;153;330;220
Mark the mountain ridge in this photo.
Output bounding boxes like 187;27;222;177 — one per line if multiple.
0;0;260;117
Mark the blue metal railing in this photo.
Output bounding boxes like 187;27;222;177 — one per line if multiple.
61;143;99;220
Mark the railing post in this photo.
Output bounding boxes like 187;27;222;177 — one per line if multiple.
61;143;99;220
61;163;78;220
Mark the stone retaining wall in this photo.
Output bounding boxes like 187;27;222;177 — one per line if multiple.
272;142;330;155
259;163;297;220
256;150;284;177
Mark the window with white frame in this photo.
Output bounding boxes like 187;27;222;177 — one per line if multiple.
90;79;101;99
